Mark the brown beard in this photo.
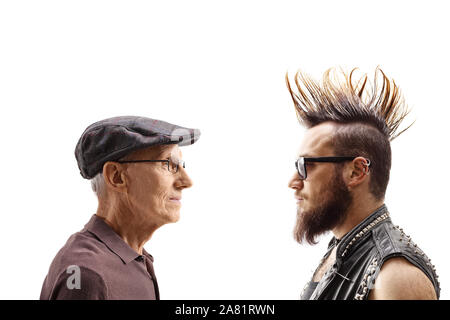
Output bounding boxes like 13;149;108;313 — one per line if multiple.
294;166;352;245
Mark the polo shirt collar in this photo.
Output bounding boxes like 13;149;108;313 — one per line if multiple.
85;214;154;264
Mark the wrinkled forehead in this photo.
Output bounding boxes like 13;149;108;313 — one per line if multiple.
124;144;182;160
298;122;336;157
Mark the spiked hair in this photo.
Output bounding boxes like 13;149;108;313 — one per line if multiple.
286;67;414;199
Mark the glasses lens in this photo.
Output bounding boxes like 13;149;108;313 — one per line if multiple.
296;157;306;179
168;159;185;173
168;159;177;173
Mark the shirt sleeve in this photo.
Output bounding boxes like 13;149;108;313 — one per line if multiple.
48;266;108;300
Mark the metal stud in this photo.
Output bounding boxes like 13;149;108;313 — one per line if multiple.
343;212;389;258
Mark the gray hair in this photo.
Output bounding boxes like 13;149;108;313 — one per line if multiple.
90;153;130;199
90;172;106;199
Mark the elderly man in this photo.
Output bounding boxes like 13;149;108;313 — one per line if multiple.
40;116;200;300
286;68;440;300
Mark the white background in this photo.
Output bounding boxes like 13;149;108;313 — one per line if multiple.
0;0;449;299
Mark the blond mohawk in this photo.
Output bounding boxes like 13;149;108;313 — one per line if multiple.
285;67;414;141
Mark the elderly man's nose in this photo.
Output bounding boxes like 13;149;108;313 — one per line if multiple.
288;172;303;189
176;167;193;189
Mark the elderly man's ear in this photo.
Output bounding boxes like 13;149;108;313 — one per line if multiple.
102;162;128;193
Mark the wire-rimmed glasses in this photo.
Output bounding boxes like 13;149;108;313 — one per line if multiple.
116;159;185;174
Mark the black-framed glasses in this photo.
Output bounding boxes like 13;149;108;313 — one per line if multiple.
116;159;185;174
295;156;371;180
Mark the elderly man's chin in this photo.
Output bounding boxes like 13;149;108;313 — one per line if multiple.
144;205;181;226
169;210;181;223
164;202;182;223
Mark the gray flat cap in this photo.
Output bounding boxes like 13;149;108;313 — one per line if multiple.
75;116;201;179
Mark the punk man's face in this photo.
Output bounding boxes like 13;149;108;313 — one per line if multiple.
288;122;352;244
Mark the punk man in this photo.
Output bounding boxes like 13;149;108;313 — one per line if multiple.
286;68;440;300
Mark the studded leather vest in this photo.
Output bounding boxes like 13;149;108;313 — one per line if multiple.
300;205;441;300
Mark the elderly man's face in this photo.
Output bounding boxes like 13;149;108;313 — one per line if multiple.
123;144;193;226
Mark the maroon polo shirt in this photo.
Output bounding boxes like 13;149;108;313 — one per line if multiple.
40;214;160;300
